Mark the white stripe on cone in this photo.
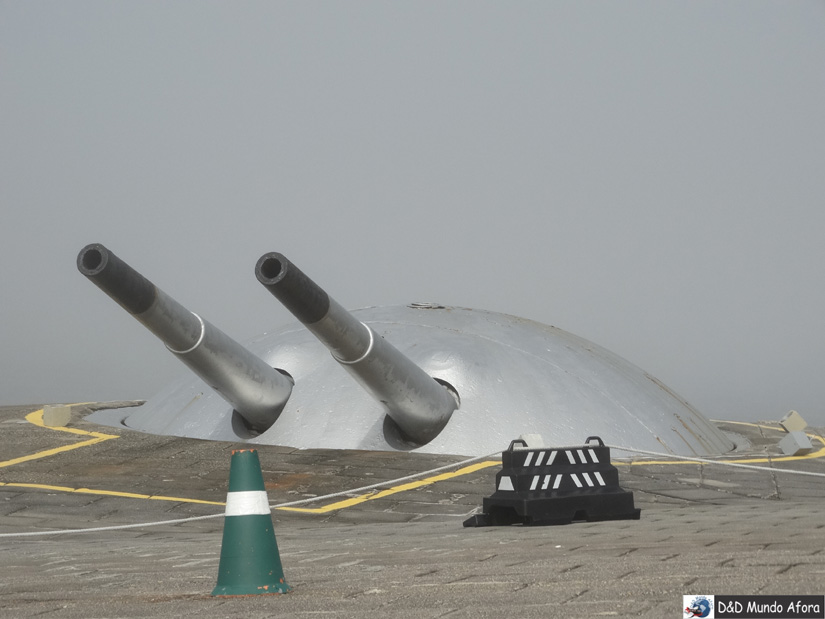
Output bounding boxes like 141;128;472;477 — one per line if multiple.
225;490;271;516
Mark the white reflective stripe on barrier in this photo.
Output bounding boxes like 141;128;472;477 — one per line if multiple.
530;475;540;490
594;471;606;486
225;490;271;516
519;447;605;468
498;476;515;491
570;474;583;488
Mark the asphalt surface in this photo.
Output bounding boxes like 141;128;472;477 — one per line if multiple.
1;403;824;618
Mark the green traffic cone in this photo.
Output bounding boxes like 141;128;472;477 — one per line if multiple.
211;449;291;596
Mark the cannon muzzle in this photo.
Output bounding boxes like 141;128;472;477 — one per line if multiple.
77;243;293;433
255;252;458;445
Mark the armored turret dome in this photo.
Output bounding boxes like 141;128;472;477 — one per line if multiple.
92;304;734;457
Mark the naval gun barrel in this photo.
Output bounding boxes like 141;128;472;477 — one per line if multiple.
255;252;458;445
77;243;293;433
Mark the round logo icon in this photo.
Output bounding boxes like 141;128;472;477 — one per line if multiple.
684;596;713;618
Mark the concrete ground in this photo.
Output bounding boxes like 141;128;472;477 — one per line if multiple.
1;403;824;618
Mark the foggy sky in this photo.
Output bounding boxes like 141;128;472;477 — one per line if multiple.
2;2;824;425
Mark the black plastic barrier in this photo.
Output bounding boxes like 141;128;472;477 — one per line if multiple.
464;436;641;527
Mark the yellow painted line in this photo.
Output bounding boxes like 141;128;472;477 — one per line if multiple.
0;407;222;506
616;420;825;466
0;409;119;469
12;407;818;514
6;409;499;514
0;481;224;506
277;460;501;514
279;420;825;514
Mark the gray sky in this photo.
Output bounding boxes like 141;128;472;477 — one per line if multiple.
2;2;824;425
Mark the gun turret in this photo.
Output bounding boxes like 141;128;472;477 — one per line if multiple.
255;252;458;445
77;243;293;433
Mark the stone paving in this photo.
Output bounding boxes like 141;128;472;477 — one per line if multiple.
0;404;823;618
